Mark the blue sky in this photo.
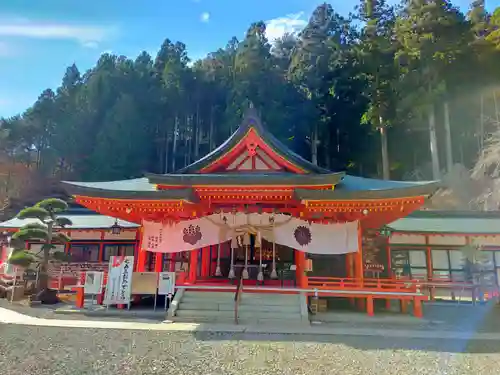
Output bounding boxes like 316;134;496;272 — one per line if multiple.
0;0;495;118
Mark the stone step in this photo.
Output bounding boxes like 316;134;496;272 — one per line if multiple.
173;315;307;326
184;291;300;300
178;302;300;313
183;291;234;300
176;309;302;320
241;296;299;306
182;293;300;306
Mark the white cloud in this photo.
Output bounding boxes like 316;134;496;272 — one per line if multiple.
200;12;210;23
265;12;307;41
82;41;99;49
0;18;116;48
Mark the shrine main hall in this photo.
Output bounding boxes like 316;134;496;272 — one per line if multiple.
59;107;439;289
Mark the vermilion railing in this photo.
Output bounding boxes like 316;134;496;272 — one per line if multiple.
307;277;420;293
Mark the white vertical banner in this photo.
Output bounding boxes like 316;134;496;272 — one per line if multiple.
104;256;134;305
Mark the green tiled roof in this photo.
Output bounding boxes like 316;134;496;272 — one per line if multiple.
389;211;500;235
62;177;155;191
0;214;138;230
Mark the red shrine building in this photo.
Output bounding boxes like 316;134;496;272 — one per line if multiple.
57;107;439;289
0;108;450;319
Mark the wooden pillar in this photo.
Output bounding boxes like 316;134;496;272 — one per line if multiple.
425;235;434;300
385;236;392;310
355;222;365;310
201;246;210;278
154;253;163;272
413;297;423;318
295;250;307;288
74;286;84;308
366;296;374;316
354;222;364;281
136;227;147;272
188;249;198;283
169;253;176;272
98;231;105;261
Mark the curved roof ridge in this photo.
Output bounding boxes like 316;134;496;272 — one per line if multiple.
176;107;331;174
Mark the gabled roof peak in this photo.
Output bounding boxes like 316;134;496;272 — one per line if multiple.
177;106;330;174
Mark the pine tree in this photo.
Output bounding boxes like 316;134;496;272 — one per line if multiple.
8;198;71;304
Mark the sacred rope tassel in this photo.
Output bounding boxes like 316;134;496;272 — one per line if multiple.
228;232;238;280
270;218;278;279
242;233;250;279
215;243;222;276
228;245;235;279
256;230;263;282
255;231;262;248
231;236;238;249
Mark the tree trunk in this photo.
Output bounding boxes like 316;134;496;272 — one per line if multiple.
164;137;169;174
209;106;215;151
34;221;58;304
480;93;485;151
171;116;179;172
379;118;390;180
311;124;318;165
428;104;441;180
443;101;453;173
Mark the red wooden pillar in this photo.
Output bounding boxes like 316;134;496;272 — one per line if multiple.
169;253;176;272
355;222;365;310
425;235;434;300
136;227;147;272
154;253;163;272
295;250;307;288
200;246;210;278
188;249;198;283
413;297;423;318
385;236;392;310
354;222;364;281
366;296;374;316
346;253;356;307
74;286;84;308
98;231;105;261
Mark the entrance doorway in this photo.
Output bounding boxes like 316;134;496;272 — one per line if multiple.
207;239;296;286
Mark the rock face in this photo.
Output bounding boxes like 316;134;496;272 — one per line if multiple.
34;288;59;305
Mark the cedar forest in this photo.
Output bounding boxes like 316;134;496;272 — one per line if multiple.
0;1;499;216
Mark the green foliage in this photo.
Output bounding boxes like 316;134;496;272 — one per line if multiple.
17;207;50;221
53;232;71;243
7;198;71;285
8;250;37;268
12;227;49;242
55;217;72;227
0;2;499;180
36;198;68;213
51;251;71;263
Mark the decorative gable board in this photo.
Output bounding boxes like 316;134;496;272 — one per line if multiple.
227;152;248;170
224;142;283;172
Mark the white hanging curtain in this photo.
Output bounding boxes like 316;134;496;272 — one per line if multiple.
142;213;359;255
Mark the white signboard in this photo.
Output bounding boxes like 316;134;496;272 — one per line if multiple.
104;256;134;305
83;271;103;295
158;272;176;296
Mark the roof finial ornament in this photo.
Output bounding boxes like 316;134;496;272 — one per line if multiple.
249;101;254;109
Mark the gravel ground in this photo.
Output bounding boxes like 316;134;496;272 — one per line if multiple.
3;299;500;332
1;324;500;375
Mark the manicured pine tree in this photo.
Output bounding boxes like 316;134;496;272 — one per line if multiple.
8;198;72;304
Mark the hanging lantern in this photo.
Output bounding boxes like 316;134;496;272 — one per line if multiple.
110;219;122;235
